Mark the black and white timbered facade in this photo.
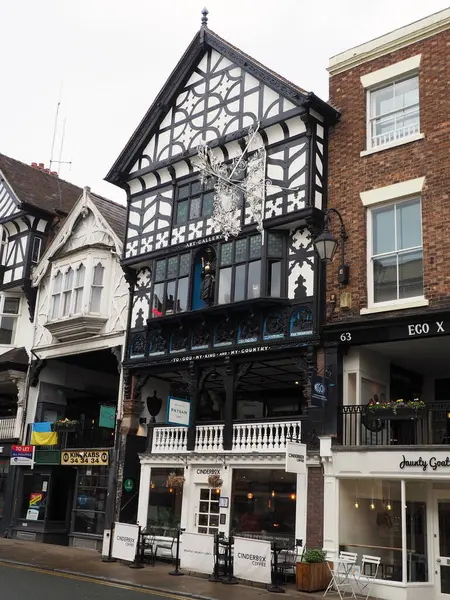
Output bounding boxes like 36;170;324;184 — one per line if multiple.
107;17;339;545
108;22;339;434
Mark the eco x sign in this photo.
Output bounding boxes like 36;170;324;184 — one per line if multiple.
61;450;109;466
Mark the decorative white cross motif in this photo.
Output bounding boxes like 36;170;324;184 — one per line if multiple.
126;239;139;258
188;220;203;240
155;230;169;250
171;226;186;246
141;235;154;254
138;268;151;287
205;218;216;236
287;192;305;213
265;197;283;218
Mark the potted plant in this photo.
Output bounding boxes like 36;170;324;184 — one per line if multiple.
166;472;185;490
296;549;331;593
208;473;223;489
367;398;426;420
51;418;80;432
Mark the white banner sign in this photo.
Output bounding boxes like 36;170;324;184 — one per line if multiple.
285;441;307;474
180;532;214;574
167;396;191;427
233;537;272;584
111;522;139;562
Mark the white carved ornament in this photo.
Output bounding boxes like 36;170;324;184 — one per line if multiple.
196;123;298;241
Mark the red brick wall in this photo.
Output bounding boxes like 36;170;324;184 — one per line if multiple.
306;466;324;548
327;28;450;323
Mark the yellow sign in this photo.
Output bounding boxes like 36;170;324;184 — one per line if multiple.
61;450;109;466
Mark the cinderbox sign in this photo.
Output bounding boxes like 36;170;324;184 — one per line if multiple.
180;532;214;574
233;537;272;584
166;396;191;427
285;441;307;474
111;522;139;562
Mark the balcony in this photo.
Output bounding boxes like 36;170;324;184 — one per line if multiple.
0;416;16;440
338;403;450;447
152;419;308;454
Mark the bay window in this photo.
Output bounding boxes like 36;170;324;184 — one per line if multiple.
50;260;107;320
218;234;262;304
176;180;215;225
151;253;190;318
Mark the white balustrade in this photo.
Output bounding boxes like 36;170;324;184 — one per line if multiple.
232;420;301;452
195;424;224;452
0;417;16;440
153;426;188;453
152;420;301;454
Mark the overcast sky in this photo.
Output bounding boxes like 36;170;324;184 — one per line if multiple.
1;1;448;203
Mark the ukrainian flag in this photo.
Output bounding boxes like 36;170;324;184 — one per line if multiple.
31;422;58;446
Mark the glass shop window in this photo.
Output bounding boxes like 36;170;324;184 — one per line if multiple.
20;473;50;521
72;467;108;536
147;468;183;529
339;479;403;581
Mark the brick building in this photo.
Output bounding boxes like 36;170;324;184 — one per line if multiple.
320;9;450;600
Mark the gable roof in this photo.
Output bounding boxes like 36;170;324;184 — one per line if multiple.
32;187;126;286
106;27;339;185
0;153;83;215
89;193;126;240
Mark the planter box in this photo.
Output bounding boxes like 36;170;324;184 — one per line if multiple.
296;561;332;593
367;408;425;421
52;423;80;433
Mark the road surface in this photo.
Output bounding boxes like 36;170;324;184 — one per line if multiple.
0;562;189;600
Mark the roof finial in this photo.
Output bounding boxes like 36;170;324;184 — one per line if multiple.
201;7;209;27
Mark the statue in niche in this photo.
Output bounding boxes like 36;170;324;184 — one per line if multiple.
201;248;216;304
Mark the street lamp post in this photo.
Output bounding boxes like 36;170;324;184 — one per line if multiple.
313;208;349;285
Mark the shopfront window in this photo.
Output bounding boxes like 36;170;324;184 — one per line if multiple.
406;482;428;582
147;468;183;528
231;469;296;543
72;467;108;535
339;479;402;581
20;473;49;521
0;459;9;520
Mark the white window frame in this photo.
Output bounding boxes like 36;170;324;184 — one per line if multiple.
0;294;21;346
365;195;426;315
360;55;423;156
49;255;108;321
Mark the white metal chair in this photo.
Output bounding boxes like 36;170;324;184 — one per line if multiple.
353;554;381;600
324;552;357;599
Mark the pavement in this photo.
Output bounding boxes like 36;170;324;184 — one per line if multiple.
0;538;327;599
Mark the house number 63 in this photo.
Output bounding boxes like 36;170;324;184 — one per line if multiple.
340;332;352;342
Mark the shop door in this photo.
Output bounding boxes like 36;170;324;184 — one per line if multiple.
194;487;220;535
436;500;450;599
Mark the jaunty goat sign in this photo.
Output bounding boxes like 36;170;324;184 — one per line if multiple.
285;441;307;474
233;537;272;584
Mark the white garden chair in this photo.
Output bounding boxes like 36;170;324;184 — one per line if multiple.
324;552;357;599
353;554;381;600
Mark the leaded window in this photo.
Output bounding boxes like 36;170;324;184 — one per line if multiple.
175;180;215;225
151;253;190;317
218;235;262;304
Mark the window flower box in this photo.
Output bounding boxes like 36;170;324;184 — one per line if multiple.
367;399;425;421
51;419;80;432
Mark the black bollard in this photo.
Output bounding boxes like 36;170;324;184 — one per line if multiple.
267;542;285;593
129;527;145;569
169;526;185;576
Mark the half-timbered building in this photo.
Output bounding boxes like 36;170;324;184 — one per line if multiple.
0;155;83;536
106;14;338;548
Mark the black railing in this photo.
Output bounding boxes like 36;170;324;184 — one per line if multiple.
64;425;115;449
338;403;450;447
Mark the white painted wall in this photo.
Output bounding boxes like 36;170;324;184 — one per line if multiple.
343;347;390;406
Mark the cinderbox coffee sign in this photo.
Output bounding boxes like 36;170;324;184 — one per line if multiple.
399;455;450;472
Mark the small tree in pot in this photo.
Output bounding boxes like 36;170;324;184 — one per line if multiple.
296;549;331;593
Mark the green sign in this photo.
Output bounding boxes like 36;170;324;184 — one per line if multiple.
124;478;134;493
99;405;115;429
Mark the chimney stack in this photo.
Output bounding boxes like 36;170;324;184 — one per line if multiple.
30;162;58;177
